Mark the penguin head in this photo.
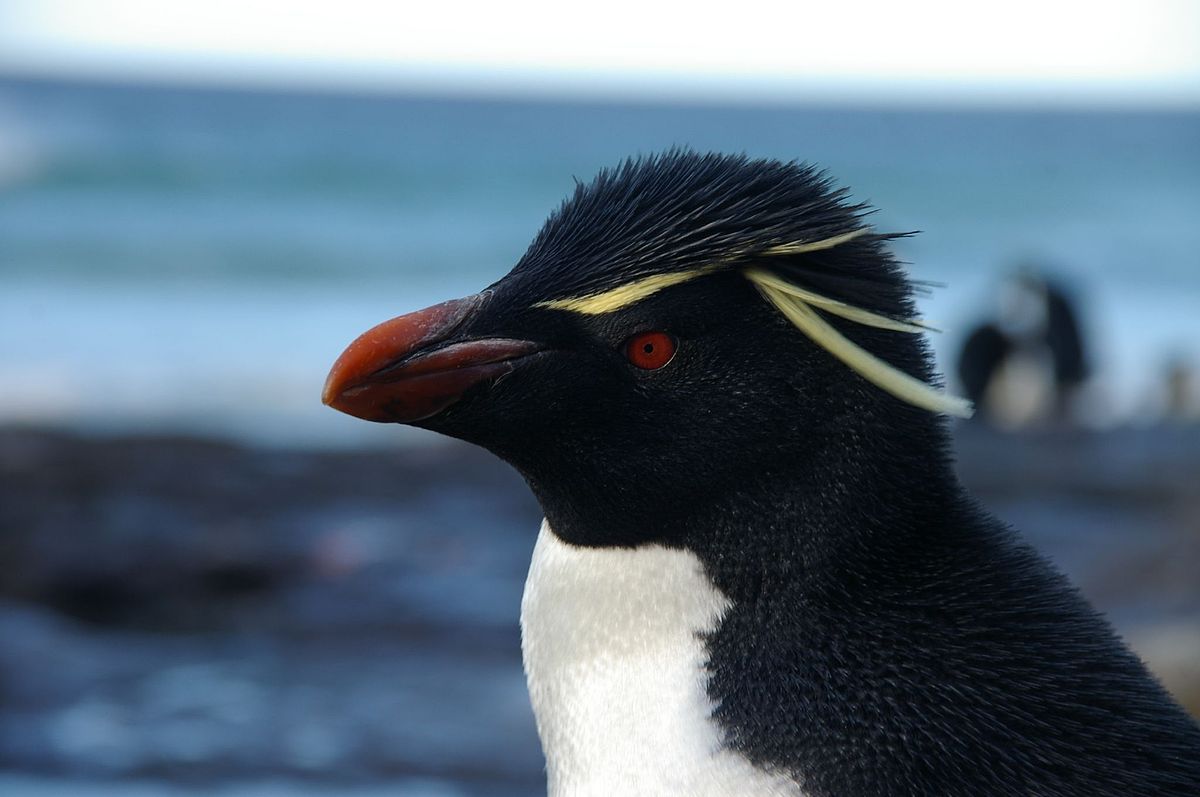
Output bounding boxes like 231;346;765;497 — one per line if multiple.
324;151;968;546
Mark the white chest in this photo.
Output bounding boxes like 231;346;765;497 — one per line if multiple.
519;521;803;797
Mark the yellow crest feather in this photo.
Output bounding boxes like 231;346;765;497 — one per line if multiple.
743;268;934;333
747;273;973;418
535;264;722;315
761;228;872;256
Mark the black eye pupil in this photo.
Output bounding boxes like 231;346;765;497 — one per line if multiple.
643;343;654;354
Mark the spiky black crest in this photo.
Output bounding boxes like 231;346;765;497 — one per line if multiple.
509;149;910;318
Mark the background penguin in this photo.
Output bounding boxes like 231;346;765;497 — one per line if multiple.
322;151;1200;796
957;267;1091;427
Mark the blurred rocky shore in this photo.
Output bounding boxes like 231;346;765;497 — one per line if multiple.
1;424;1198;796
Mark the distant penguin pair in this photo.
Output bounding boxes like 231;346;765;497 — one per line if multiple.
324;152;1200;796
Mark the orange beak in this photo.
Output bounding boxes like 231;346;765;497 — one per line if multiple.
322;294;542;423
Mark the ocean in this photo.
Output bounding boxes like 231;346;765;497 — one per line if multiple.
1;76;1198;446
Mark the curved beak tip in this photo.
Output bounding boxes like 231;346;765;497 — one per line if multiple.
320;373;343;408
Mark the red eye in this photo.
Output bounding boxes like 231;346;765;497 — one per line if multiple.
624;331;677;370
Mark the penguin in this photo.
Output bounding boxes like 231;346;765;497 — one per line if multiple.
322;151;1200;796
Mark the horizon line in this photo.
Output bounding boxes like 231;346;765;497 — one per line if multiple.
2;60;1198;113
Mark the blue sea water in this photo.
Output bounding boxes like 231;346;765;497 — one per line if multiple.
1;77;1198;445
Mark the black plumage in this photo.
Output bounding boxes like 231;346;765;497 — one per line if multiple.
327;151;1200;795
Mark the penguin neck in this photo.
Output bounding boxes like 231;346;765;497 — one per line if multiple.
518;409;955;795
524;402;957;563
695;411;961;593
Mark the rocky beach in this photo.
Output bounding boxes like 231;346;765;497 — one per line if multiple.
1;424;1197;796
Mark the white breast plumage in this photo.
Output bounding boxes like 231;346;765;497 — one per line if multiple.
519;520;805;796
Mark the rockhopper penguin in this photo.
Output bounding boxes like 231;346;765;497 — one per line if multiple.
322;152;1200;796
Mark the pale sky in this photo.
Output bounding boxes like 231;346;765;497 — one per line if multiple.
1;0;1198;104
